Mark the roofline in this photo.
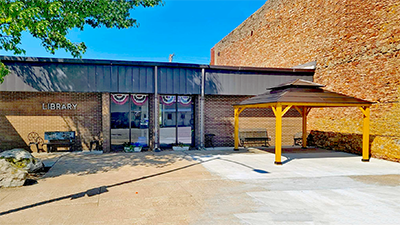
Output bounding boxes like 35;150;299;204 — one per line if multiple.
0;55;315;73
233;102;374;108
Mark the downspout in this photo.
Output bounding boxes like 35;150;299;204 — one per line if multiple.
154;66;160;151
200;68;205;149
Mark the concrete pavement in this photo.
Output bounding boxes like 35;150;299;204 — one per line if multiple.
0;147;399;224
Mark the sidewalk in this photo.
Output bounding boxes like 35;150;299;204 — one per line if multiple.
1;148;400;224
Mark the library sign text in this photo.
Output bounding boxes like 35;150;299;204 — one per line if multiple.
42;103;77;110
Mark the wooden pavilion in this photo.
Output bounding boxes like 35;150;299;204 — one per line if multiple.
233;79;373;165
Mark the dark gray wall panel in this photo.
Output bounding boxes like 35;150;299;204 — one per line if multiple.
157;67;201;95
111;66;119;92
118;66;153;93
132;67;141;92
87;65;96;92
0;72;37;91
0;61;156;93
205;70;313;95
95;66;105;92
139;67;155;93
0;57;312;95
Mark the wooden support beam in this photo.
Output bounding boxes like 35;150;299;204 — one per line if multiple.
234;107;240;151
273;105;283;165
360;106;371;162
282;105;292;116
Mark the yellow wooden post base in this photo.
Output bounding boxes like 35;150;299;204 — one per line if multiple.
234;107;245;151
234;107;239;151
360;106;371;162
272;105;282;164
272;104;291;165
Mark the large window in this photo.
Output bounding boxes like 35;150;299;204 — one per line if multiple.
111;94;149;151
159;95;194;147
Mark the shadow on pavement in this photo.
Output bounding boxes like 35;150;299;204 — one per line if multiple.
40;149;253;179
0;154;269;216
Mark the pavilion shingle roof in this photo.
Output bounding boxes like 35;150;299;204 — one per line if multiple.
234;79;373;107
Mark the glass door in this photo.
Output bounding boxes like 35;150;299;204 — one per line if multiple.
111;94;149;151
177;96;194;145
110;94;130;151
159;96;177;147
159;95;194;148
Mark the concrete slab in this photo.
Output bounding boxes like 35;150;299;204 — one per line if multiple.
0;148;399;224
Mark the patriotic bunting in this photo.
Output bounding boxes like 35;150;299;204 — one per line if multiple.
160;95;192;105
160;95;176;105
111;94;129;105
132;94;148;106
178;96;192;105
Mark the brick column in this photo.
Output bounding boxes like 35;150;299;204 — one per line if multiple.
102;93;111;152
148;94;155;150
194;95;201;148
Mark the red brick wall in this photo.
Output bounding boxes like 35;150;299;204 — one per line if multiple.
101;93;110;152
0;92;103;152
212;0;400;161
204;95;301;147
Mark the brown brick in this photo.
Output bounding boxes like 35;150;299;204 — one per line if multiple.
0;92;103;152
204;95;301;147
212;0;400;161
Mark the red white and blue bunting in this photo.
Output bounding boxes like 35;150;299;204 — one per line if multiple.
178;96;192;105
132;94;148;106
111;94;129;105
160;96;192;106
160;95;176;105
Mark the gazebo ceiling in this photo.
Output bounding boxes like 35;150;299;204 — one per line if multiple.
234;79;373;107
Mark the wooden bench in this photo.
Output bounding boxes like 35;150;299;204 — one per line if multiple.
44;131;75;153
239;128;271;147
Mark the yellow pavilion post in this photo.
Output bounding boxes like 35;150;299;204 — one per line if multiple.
272;105;283;165
360;106;371;162
272;104;292;165
234;107;239;151
233;107;245;151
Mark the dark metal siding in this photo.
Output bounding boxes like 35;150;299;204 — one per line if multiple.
157;67;201;95
117;66;154;93
0;57;314;95
205;69;313;95
0;62;155;93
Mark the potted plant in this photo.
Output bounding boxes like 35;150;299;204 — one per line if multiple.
123;142;132;152
133;142;142;152
172;142;190;151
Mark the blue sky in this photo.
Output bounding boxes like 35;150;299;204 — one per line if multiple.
0;0;266;64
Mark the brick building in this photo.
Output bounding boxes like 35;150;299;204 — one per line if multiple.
211;0;400;161
0;56;313;152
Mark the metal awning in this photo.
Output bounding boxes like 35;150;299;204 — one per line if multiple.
233;79;374;165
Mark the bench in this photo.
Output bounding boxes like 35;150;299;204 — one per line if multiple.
44;131;75;153
239;128;271;147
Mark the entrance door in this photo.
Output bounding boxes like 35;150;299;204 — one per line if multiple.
111;94;149;151
159;95;194;147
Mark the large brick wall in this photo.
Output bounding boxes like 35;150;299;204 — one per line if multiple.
204;95;301;147
212;0;400;161
0;92;103;152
